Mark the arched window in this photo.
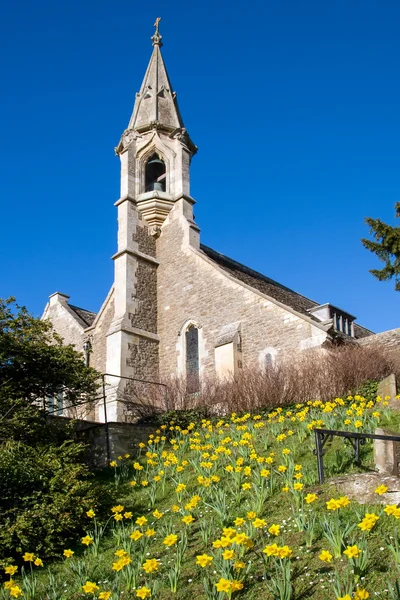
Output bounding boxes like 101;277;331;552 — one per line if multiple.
185;324;200;393
264;353;273;367
145;153;166;192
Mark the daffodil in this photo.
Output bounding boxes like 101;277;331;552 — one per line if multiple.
268;524;280;536
82;581;100;594
196;554;213;567
136;586;151;599
163;533;178;546
22;552;35;562
319;550;333;562
343;545;361;559
5;566;18;575
142;558;159;573
9;586;23;598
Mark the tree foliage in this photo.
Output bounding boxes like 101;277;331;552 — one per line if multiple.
362;202;400;291
0;297;100;441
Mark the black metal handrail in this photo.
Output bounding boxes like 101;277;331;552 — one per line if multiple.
314;427;400;484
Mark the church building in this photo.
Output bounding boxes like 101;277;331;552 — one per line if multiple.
43;22;374;421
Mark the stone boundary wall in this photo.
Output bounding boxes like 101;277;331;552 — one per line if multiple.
47;415;155;468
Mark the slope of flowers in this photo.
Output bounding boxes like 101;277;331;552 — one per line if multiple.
2;394;400;600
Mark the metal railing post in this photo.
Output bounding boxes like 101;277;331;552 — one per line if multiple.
315;429;325;484
102;375;111;463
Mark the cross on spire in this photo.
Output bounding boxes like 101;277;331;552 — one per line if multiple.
152;17;163;46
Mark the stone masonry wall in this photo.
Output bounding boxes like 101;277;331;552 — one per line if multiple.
43;298;85;352
127;337;159;380
156;205;326;379
89;293;115;374
129;262;157;333
134;216;157;258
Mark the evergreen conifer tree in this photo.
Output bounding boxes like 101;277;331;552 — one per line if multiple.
362;202;400;291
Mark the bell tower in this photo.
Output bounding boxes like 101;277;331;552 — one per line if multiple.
115;19;197;230
104;20;197;421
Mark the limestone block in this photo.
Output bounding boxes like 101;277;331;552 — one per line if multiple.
377;374;399;410
374;427;400;476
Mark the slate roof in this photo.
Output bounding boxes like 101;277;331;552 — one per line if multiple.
200;244;373;340
69;305;97;327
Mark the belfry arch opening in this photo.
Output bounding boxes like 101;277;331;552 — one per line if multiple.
145;153;166;192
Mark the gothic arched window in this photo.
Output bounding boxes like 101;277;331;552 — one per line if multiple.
185;324;200;393
264;353;273;367
145;153;166;192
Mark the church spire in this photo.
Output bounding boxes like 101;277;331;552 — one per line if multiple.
127;19;185;132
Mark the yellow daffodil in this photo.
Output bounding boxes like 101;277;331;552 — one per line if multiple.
343;545;361;559
305;493;318;503
354;589;370;599
268;524;280;536
163;533;178;546
215;578;232;592
82;581;100;594
196;553;213;567
136;586;151;599
9;586;23;598
319;550;333;563
142;558;159;573
182;514;195;525
252;518;266;528
22;552;35;562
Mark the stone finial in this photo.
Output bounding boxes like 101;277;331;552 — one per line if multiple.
152;17;163;47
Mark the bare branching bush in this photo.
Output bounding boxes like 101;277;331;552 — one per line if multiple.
162;344;396;415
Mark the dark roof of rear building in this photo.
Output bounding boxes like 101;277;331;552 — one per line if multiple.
69;305;97;327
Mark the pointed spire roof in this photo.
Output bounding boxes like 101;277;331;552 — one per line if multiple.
128;19;185;132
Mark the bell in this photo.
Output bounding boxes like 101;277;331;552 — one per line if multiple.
147;157;164;168
146;181;165;192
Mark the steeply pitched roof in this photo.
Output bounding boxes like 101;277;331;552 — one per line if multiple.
69;305;97;327
128;30;184;132
200;244;373;340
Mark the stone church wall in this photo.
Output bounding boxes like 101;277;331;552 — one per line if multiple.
156;206;326;380
129;262;157;334
42;293;86;352
88;292;115;374
133;216;157;258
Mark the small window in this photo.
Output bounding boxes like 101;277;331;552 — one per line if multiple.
186;325;200;393
145;153;166;192
264;353;273;367
47;391;64;416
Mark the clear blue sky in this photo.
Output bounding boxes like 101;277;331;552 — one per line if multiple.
1;0;399;333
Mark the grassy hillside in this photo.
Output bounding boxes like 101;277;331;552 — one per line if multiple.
3;393;400;600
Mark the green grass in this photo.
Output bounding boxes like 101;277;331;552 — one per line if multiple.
3;398;400;600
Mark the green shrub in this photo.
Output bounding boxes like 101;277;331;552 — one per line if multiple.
0;439;112;566
152;408;211;429
355;379;380;402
